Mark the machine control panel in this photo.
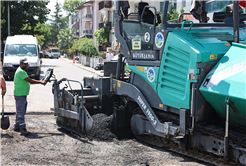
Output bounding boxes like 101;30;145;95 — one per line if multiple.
44;68;53;82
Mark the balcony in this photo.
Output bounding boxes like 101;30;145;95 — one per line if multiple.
99;1;112;10
71;21;79;30
98;22;112;30
82;29;93;34
74;32;80;38
83;14;93;21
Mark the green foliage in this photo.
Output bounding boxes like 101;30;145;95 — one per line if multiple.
57;28;74;55
61;16;69;30
179;7;185;22
72;38;84;51
170;10;179;23
79;38;99;57
1;1;50;43
99;51;106;59
167;3;176;21
100;13;103;22
34;23;51;45
68;38;85;56
63;0;84;16
50;2;63;45
167;4;185;23
0;1;6;40
94;27;110;45
34;35;45;45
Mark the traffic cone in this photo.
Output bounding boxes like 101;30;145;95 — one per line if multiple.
73;56;75;64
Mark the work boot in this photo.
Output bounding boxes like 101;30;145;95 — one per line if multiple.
14;127;20;132
20;128;30;135
14;123;20;132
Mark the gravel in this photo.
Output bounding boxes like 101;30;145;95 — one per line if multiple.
87;112;134;141
88;113;117;141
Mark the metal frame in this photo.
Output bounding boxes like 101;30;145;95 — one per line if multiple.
162;1;246;29
52;78;93;133
112;79;180;136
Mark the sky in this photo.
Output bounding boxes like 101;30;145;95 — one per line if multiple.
47;0;66;21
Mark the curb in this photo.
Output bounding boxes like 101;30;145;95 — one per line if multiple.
60;57;104;77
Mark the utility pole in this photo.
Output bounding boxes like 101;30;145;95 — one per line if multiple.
8;1;10;36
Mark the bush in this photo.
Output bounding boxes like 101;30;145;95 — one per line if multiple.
68;38;85;57
79;38;99;57
94;27;110;46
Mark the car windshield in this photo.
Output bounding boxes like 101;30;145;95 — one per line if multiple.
162;1;246;28
5;44;37;56
50;49;59;52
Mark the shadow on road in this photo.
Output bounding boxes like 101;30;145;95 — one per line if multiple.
1;133;14;138
58;128;94;145
22;132;64;139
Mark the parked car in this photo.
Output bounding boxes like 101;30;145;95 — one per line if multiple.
94;63;104;70
75;56;79;61
39;51;44;58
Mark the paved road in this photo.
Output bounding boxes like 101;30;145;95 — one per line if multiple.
2;58;96;113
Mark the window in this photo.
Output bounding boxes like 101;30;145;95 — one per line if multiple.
6;44;37;56
205;1;232;14
168;1;177;10
182;0;186;7
110;11;115;27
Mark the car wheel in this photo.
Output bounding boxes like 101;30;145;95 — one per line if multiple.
35;71;40;80
3;74;8;80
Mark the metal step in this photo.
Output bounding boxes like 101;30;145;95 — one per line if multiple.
83;88;93;96
83;95;99;102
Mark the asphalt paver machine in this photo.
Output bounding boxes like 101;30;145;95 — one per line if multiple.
52;1;246;164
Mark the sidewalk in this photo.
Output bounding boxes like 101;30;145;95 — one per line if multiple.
60;56;104;77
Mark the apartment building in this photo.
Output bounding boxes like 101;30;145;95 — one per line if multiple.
74;1;97;39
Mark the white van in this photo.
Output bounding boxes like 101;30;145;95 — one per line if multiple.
46;48;60;59
2;35;42;79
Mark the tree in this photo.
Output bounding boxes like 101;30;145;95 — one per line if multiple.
167;3;176;21
57;28;74;54
179;7;185;22
60;16;69;30
79;38;99;57
34;23;51;46
50;2;63;45
0;1;6;40
34;35;45;45
1;1;50;43
94;27;110;46
63;0;85;16
167;4;185;23
70;38;85;52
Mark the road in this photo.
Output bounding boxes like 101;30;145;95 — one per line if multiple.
1;58;210;165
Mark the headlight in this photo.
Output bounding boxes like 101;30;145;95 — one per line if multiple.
29;63;38;67
3;63;13;67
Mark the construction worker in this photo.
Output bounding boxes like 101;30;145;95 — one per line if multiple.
13;57;46;135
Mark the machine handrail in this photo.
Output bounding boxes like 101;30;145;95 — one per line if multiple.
57;78;84;107
140;6;157;26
